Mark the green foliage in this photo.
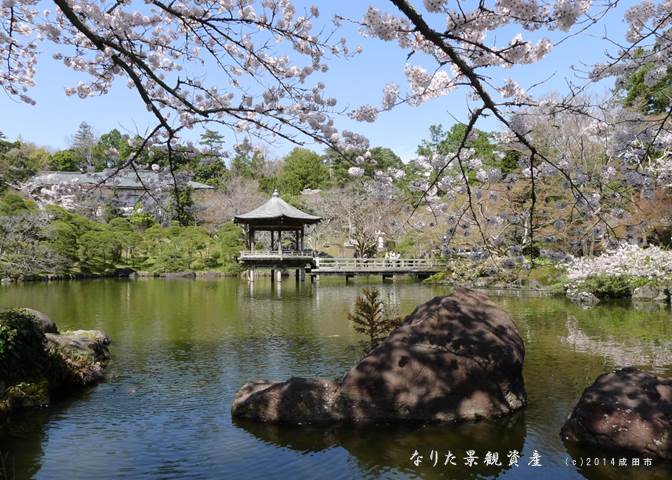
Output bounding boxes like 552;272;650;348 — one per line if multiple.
230;149;266;179
16;205;151;276
49;149;83;171
323;146;404;185
276;147;329;195
527;262;567;288
0;193;37;216
348;288;403;352
574;275;651;299
92;129;132;169
500;150;521;177
190;156;228;187
218;221;245;271
0;140;50;190
78;230;122;274
0;310;48;384
199;129;225;155
71;122;96;169
128;205;156;230
45;205;100;237
418;124;497;165
415;124;515;183
151;245;191;273
45;220;79;263
619;50;672;115
172;187;196;226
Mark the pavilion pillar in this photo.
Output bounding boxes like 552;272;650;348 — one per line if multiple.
275;269;282;283
250;228;255;251
295;230;300;252
278;230;282;254
247;267;255;283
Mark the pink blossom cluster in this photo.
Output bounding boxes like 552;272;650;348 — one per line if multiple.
1;0;358;149
0;0;39;104
352;0;592;119
592;0;671;98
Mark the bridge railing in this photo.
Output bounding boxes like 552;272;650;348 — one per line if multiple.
314;257;444;271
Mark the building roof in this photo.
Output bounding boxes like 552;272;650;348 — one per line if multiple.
234;190;321;225
29;170;214;191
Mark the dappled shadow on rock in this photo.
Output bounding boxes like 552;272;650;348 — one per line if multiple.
234;411;527;478
561;367;672;461
232;289;527;425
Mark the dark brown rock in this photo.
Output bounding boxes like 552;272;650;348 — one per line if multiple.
561;367;672;460
232;379;342;424
232;289;527;424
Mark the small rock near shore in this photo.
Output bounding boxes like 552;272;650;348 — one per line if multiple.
632;284;668;303
159;271;196;279
566;289;600;308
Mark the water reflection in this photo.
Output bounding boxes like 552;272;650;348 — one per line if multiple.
562;316;672;374
0;279;670;479
235;413;526;479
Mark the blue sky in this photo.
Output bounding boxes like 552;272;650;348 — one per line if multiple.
0;1;632;161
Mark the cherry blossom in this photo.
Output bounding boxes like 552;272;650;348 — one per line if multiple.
566;244;672;281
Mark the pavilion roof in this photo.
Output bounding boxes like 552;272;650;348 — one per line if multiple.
234;190;321;224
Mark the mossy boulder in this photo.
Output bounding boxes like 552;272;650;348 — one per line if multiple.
4;380;50;409
45;330;111;388
0;309;111;424
18;308;58;334
0;309;49;385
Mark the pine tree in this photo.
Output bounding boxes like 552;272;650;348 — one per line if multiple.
348;288;403;352
71;122;97;170
199;129;225;157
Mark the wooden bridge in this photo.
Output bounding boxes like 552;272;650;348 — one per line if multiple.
312;257;443;275
238;250;444;282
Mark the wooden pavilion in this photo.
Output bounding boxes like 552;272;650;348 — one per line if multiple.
234;190;321;282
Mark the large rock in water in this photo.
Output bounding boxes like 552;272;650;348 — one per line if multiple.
232;289;527;424
561;367;672;460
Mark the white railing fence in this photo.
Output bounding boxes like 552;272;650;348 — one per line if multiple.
314;257;444;270
238;250;315;258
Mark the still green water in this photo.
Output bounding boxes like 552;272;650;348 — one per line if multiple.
0;278;670;480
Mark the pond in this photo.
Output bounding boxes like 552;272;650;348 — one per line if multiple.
0;278;671;479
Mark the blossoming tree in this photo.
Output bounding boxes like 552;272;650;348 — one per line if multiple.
2;0;671;254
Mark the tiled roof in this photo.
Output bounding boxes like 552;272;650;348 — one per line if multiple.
234;190;321;223
30;170;213;190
